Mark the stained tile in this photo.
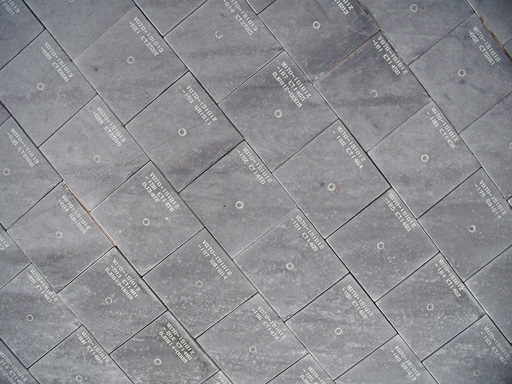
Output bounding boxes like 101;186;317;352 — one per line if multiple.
246;0;274;13
468;0;512;43
220;52;337;170
127;72;241;191
0;340;38;384
166;0;282;102
377;254;483;360
419;169;512;280
268;354;335;384
505;39;512;56
76;8;186;123
145;229;255;337
181;142;295;257
203;372;233;384
9;183;112;291
328;189;438;300
60;249;165;353
0;31;95;146
369;101;479;217
236;209;347;319
0;265;80;366
316;33;430;150
112;312;217;384
275;122;388;237
410;14;512;131
0;226;30;289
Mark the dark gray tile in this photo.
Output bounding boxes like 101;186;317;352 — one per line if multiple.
328;189;438;300
424;316;512;384
275;122;389;237
203;372;233;384
181;142;295;257
287;275;396;378
198;295;306;384
0;265;80;366
127;72;241;191
369;101;480;217
316;33;430;151
0;0;43;68
59;249;165;353
247;0;274;13
268;354;335;384
41;96;148;209
419;169;512;280
0;102;9;124
469;0;512;43
30;327;131;384
506;39;512;56
9;183;112;291
93;163;202;275
0;226;30;289
236;209;347;319
25;0;133;59
377;254;484;360
461;93;512;199
145;229;255;337
166;0;282;102
0;118;61;228
410;14;512;132
260;0;377;81
337;335;436;384
0;340;38;384
466;247;512;343
359;0;473;63
0;31;96;146
75;8;186;124
220;52;337;171
112;312;217;384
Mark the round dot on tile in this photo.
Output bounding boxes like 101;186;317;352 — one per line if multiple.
3;168;10;176
468;225;476;233
235;201;244;209
427;303;434;311
370;89;379;98
26;314;33;322
215;30;224;39
377;241;385;250
37;83;44;91
178;128;187;137
195;280;203;288
410;4;418;12
55;231;63;239
249;346;257;353
458;68;466;77
93;155;101;163
127;56;135;64
274;109;282;118
105;297;113;304
327;182;336;192
69;0;75;3
286;262;294;270
313;20;321;29
421;154;429;163
335;327;343;335
142;218;150;226
154;358;162;366
473;369;480;377
509;142;512;151
75;375;83;383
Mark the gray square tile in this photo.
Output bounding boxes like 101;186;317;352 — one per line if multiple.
25;0;133;59
236;209;348;319
468;0;512;43
328;189;438;300
377;254;484;360
0;226;30;289
246;0;274;13
0;102;8;124
59;249;165;353
466;247;512;343
93;162;202;275
410;14;512;132
198;295;306;384
76;8;186;124
287;275;396;378
203;372;233;384
260;0;377;81
166;0;282;102
369;101;480;217
461;93;512;199
268;354;335;384
9;183;112;291
0;340;38;384
30;327;132;384
419;169;512;280
220;52;337;171
0;118;61;228
316;33;430;151
112;312;217;384
0;31;96;146
275;122;389;237
127;72;241;191
424;316;512;384
145;229;255;337
181;142;295;257
0;265;80;366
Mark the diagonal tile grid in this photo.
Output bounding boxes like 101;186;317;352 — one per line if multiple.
1;0;512;383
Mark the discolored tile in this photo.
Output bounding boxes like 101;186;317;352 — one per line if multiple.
112;312;217;384
328;189;438;300
220;52;337;170
9;183;112;291
75;8;186;123
93;163;202;275
275;122;389;237
166;0;282;102
181;142;295;257
268;354;335;384
316;33;430;150
369;101;479;217
419;169;512;280
203;372;233;384
377;254;484;360
0;226;30;289
506;39;512;56
127;72;241;191
59;249;165;353
145;229;255;337
0;31;96;146
0;340;38;384
236;209;347;319
468;0;512;43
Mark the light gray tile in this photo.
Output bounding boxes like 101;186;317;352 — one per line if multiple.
268;354;335;384
0;102;9;124
468;0;512;43
246;0;274;13
0;340;38;384
202;372;233;384
0;226;30;289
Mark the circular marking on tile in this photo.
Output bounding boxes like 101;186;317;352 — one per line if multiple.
509;142;512;151
313;20;321;29
105;297;112;304
93;154;101;163
26;314;33;322
37;83;44;91
410;4;418;12
286;262;294;270
127;56;135;64
249;346;257;353
178;128;187;136
473;369;480;377
335;327;343;335
154;358;162;366
377;241;385;250
327;182;336;192
468;225;476;233
235;201;244;209
3;168;10;176
69;0;75;3
75;375;83;382
142;218;150;226
195;280;203;288
458;68;466;77
421;154;429;163
215;30;224;39
55;231;63;239
427;303;434;311
274;109;282;118
370;89;379;98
